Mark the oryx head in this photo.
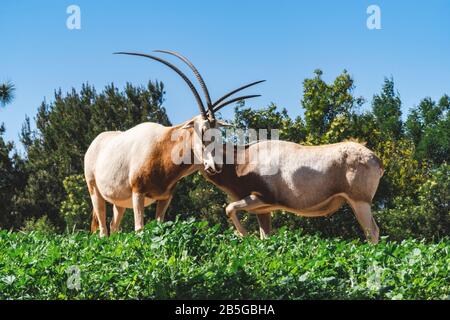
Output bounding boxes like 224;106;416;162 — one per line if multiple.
115;50;265;174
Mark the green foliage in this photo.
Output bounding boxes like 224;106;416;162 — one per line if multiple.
406;96;450;164
0;125;15;228
377;163;450;240
374;139;428;203
301;69;364;144
20;215;57;235
0;124;26;229
60;175;91;232
372;78;403;140
0;219;448;299
233;103;306;142
59;174;136;233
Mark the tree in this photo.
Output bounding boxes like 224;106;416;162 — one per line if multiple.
0;81;15;108
0;125;26;229
406;95;450;164
0;80;26;229
0;125;16;227
372;77;403;140
233;102;306;142
377;163;450;240
301;69;364;144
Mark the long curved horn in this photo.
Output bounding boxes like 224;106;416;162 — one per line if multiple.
213;94;261;113
114;51;207;119
154;50;214;119
212;80;266;108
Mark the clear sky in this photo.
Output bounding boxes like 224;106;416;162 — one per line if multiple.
1;0;449;145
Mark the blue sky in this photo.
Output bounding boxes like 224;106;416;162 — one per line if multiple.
1;0;449;145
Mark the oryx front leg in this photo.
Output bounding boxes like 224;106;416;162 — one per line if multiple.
90;186;107;237
132;192;145;232
225;195;267;237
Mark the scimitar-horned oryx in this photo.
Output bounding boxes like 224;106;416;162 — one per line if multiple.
198;110;385;244
84;50;265;236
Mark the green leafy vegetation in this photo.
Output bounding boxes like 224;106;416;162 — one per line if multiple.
0;219;448;300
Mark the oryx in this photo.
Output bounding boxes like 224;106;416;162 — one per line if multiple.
200;140;384;243
84;50;264;236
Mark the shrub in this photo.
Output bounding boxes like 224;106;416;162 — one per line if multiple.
20;215;57;234
60;175;91;232
60;174;149;233
377;163;449;240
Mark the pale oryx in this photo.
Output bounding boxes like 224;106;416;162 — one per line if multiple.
84;50;264;236
200;139;384;244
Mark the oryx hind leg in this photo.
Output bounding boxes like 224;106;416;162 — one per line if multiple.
155;196;173;223
347;199;379;244
256;213;272;240
225;194;268;237
90;186;108;237
110;205;126;234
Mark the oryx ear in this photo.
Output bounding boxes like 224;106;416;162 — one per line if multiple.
216;120;233;127
181;119;195;129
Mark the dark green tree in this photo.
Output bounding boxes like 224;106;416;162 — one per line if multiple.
0;125;27;229
406;95;450;164
233;103;306;143
372;77;403;140
0;80;27;229
15;81;169;229
301;69;364;144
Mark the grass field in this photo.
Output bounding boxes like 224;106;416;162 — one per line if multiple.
0;219;448;300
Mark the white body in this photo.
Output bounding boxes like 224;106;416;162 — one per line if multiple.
84;121;196;236
85;123;166;209
84;116;224;237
